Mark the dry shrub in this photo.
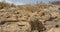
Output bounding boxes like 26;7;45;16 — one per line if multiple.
0;2;15;9
49;1;60;5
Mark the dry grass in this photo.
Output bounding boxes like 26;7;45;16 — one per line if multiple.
17;4;53;13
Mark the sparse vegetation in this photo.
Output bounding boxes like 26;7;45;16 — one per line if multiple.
0;1;60;32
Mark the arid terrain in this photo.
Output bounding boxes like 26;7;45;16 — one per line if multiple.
0;2;60;32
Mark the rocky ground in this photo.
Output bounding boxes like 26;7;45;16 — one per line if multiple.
0;4;60;32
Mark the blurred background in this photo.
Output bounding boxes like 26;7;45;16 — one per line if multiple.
0;0;60;5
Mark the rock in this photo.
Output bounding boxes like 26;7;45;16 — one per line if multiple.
17;22;31;32
1;24;20;32
48;28;60;32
